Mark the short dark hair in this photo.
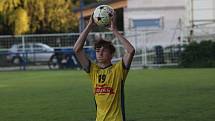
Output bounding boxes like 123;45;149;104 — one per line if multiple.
94;39;115;54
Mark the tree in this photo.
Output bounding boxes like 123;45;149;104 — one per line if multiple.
0;0;78;35
179;41;215;68
0;0;24;35
82;0;95;5
26;0;78;33
8;7;29;35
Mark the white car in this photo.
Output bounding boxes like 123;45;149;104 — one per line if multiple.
7;43;54;64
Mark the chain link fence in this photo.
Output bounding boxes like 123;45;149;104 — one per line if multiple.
0;31;184;71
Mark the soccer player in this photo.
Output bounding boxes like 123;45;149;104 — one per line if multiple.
74;13;135;121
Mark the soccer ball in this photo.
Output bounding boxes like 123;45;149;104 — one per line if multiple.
93;5;114;27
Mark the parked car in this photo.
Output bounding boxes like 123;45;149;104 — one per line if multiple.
6;43;54;64
48;47;96;69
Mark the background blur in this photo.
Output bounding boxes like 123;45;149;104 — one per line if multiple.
0;1;215;121
1;0;215;71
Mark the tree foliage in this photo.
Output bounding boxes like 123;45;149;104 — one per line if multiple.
0;0;22;34
9;7;29;35
0;0;78;35
179;41;215;68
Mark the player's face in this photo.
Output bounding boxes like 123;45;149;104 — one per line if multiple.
96;47;112;63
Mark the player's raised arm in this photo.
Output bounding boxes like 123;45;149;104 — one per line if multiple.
74;15;95;72
107;13;135;69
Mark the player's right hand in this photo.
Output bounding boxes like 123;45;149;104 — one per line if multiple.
106;12;117;32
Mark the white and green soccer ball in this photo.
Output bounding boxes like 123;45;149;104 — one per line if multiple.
93;5;114;27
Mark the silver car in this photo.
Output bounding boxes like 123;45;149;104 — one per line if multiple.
7;43;54;64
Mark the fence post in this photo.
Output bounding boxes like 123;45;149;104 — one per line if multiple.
143;32;147;67
21;35;26;70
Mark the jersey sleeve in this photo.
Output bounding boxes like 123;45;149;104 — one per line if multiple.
115;60;129;81
87;62;97;82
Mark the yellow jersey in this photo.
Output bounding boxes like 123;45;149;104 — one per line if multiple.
87;60;129;121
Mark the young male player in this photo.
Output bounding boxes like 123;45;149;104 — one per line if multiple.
74;13;135;121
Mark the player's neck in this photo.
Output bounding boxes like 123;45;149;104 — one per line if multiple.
97;61;112;69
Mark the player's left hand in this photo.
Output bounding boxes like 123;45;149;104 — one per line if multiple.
106;12;117;32
87;13;96;28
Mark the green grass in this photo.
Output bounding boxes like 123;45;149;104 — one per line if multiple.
0;69;215;121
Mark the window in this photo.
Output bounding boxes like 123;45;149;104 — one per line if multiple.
132;17;163;29
33;44;44;52
18;44;31;52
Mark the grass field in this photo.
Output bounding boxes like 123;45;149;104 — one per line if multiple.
0;69;215;121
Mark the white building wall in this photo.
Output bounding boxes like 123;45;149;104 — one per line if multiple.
184;0;215;42
124;0;186;48
128;0;185;8
185;0;215;26
214;0;215;21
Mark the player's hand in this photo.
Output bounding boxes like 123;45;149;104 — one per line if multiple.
88;14;96;28
106;12;117;32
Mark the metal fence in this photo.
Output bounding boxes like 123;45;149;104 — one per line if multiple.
0;32;183;71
